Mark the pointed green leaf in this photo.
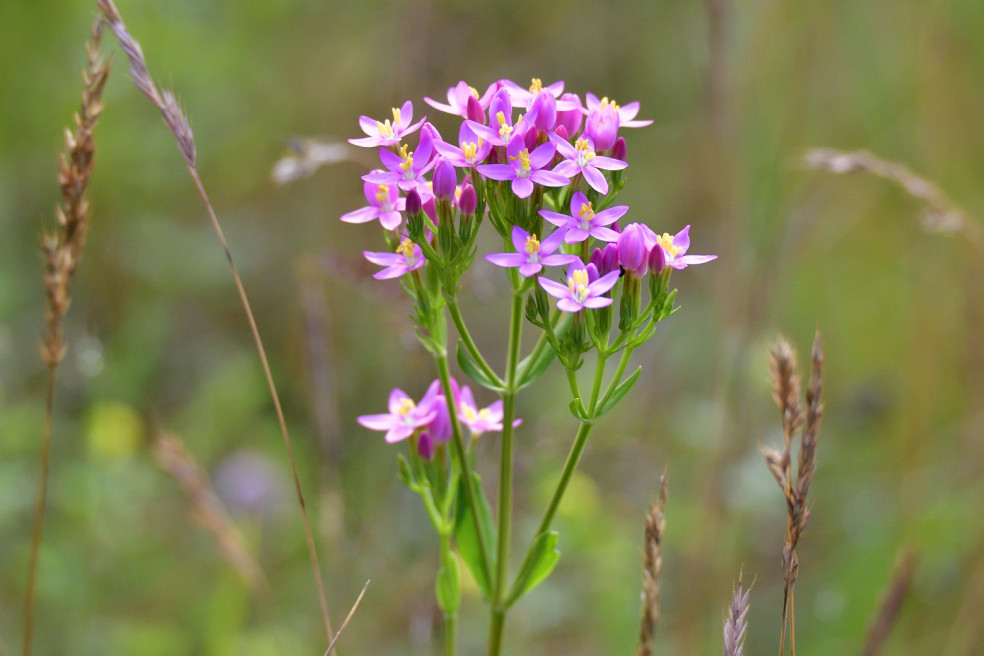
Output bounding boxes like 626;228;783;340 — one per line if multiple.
596;366;642;418
453;472;496;598
505;531;560;607
456;343;505;392
516;344;558;390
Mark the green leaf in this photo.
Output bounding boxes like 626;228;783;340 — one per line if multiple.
397;454;413;488
453;473;496;598
435;556;461;613
596;366;642;418
505;531;560;607
456;343;504;392
568;398;592;423
516;344;557;390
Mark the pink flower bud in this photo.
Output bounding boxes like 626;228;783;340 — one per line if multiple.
554;93;583;137
417;431;435;461
618;223;649;278
585;104;619;152
648;243;666;275
553;124;569;142
405;189;422;215
432;157;457;201
466;95;486;124
611;136;626;161
458;183;477;215
531;91;557;133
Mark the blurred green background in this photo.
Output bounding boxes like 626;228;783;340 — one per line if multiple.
2;0;983;654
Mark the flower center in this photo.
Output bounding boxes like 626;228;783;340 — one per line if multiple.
529;78;543;94
462;140;480;162
460;404;477;424
509;149;533;176
398;144;415;178
574;138;596;167
396;397;416;418
376;119;394;139
525;233;541;258
469;86;479;98
496;111;512;140
375;184;390;205
396;238;419;265
600;96;620;111
657;233;683;258
568;268;590;303
577;201;595;230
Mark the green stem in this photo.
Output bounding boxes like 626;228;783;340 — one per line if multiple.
439;531;458;656
597;346;635;410
448;298;502;386
488;291;524;654
588;353;610;412
435;353;493;585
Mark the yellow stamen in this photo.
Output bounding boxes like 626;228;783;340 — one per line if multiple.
657;233;683;258
509;149;532;173
396;238;414;255
600;96;620;111
376;119;394;138
469;86;479;98
478;408;492;421
398;144;414;173
396;397;416;417
391;107;401;124
568;268;590;300
575;138;596;162
375;184;389;204
529;78;543;94
578;201;595;222
496;111;512;139
462;141;478;161
525;234;541;255
461;404;477;423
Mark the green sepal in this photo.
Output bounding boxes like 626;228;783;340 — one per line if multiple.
397;453;413;488
504;531;560;607
453;472;496;599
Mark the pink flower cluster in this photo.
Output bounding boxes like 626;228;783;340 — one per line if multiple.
341;77;715;305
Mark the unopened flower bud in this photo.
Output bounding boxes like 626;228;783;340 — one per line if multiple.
618;223;649;278
524;127;538;152
531;91;557;133
585;262;600;284
405;189;422;216
554;93;583;136
433;157;457;201
458;183;477;215
423;196;437;222
585;105;619;152
648;243;666;275
553;124;569;143
466;95;486;124
417;431;435;461
611;136;626;161
589;247;604;271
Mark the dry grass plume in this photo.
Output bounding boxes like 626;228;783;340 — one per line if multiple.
637;474;668;656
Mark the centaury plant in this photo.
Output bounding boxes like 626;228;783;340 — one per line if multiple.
343;79;715;655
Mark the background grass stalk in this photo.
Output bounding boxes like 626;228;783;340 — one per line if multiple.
93;0;337;644
25;21;108;656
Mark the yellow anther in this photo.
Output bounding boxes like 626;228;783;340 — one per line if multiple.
599;96;620;111
396;238;414;255
525;234;541;255
376;119;395;138
478;408;492;421
462;141;478;160
398;144;414;172
568;268;590;299
396;397;416;417
657;233;683;258
529;78;543;94
575;138;596;162
375;184;390;204
509;149;532;172
578;201;595;221
461;404;477;423
469;86;479;98
391;107;401;124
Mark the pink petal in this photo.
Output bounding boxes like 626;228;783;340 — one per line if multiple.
340;206;379;224
582;167;609;194
511;177;535;198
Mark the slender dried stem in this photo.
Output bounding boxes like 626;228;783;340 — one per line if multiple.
860;548;917;656
323;580;370;656
638;474;668;656
25;21;108;656
802;148;984;253
762;333;824;656
94;0;336;645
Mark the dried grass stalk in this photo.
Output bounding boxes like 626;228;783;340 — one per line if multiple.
762;332;824;656
323;579;370;656
860;549;918;656
153;431;268;590
25;21;109;656
94;0;336;645
802;147;984;252
723;574;751;656
637;474;668;656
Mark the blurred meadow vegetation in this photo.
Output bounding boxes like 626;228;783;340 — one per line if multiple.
2;0;983;654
